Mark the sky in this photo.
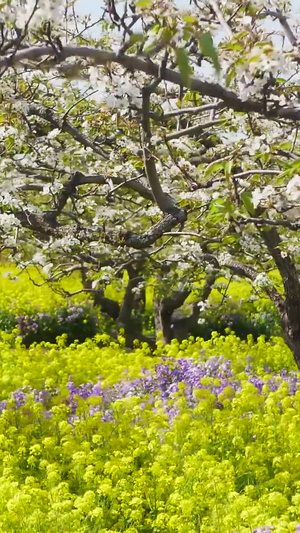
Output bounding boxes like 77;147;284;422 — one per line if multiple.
76;0;298;18
76;0;191;17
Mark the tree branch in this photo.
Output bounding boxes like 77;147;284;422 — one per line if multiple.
165;119;222;141
105;210;188;249
142;81;179;214
77;173;154;200
237;217;300;230
221;257;285;313
260;10;297;47
2;46;300;121
209;0;233;39
15;206;188;250
27;102;109;159
232;169;282;179
150;102;225;121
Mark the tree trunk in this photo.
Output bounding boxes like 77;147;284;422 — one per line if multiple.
153;297;171;344
283;330;300;369
260;227;300;368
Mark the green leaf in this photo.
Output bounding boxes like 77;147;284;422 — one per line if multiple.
226;65;236;87
203;160;226;178
208;198;234;224
175;48;191;86
225;160;233;179
144;27;172;54
198;32;221;74
5;135;14;151
128;33;145;46
241;191;255;216
182;15;198;24
136;0;152;7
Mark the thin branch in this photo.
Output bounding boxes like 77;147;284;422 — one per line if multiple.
163;231;202;238
164;119;223;141
17;184;44;191
142;74;179;214
208;0;233;39
77;173;154;200
14;205;188;250
237;216;300;230
190;168;282;191
158;102;225;120
260;10;297;47
61;89;98;122
233;169;282;178
104;210;188;248
27;102;109;159
193;251;284;309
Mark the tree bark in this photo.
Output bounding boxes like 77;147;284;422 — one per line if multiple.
260;227;300;368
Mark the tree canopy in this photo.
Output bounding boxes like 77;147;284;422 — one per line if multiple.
2;0;300;363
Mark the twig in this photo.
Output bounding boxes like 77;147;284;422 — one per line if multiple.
260;10;297;47
208;0;233;39
165;119;223;141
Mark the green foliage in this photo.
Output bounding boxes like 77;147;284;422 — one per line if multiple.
0;265;283;346
16;304;109;347
193;299;281;341
0;309;16;332
198;32;221;73
175;48;192;86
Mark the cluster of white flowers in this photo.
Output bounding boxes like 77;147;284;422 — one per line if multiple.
244;134;269;156
32;252;47;266
49;236;79;251
240;234;261;254
286;175;300;201
0;0;63;28
132;281;145;295
13;153;37;167
147;206;161;216
0;191;20;209
93;206;116;225
47;129;61;140
254;272;274;289
179;189;210;202
0;125;18;141
236;42;294;101
0;213;20;230
100;266;114;282
197;300;210;312
252;185;276;209
42;182;63;196
168;139;194;153
89;70;142;110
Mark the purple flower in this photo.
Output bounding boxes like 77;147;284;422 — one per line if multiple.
12;390;27;408
67;379;79;396
91;384;103;396
252;528;274;533
249;375;265;393
0;400;8;414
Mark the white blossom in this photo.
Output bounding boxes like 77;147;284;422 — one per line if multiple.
47;129;61;139
252;185;276;208
286;175;300;200
49;237;80;251
254;273;274;289
0;213;20;230
32;252;47;265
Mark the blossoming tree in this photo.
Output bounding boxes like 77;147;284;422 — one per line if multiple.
1;0;300;362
